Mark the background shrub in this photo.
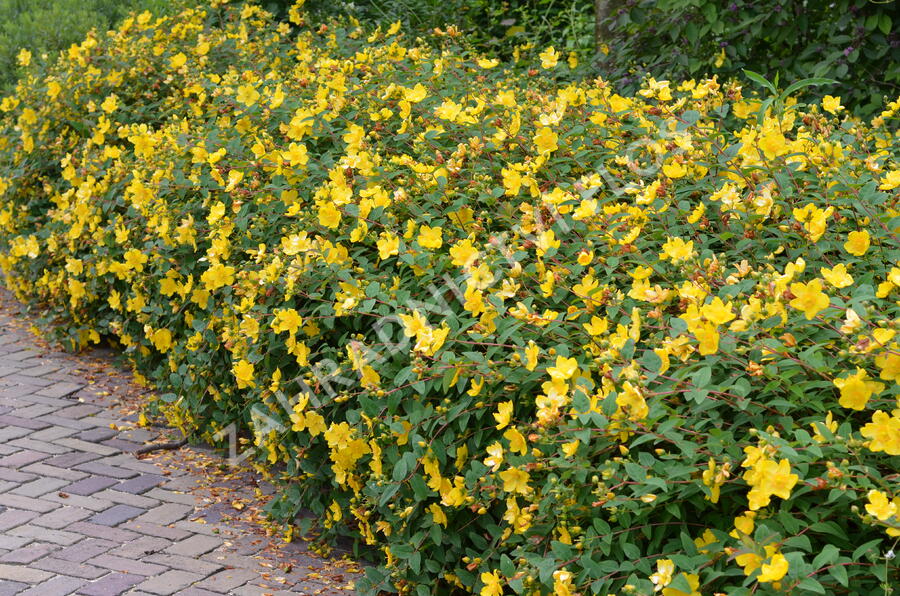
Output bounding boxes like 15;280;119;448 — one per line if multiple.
597;0;900;116
1;2;900;595
0;0;178;91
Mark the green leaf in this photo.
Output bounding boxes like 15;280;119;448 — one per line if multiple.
779;78;838;102
743;69;777;94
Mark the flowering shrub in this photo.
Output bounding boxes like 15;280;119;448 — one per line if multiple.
1;2;900;594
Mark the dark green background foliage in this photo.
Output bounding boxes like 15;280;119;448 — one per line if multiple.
268;0;900;115
0;0;175;90
598;0;900;115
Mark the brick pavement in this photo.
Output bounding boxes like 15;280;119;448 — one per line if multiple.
0;288;360;596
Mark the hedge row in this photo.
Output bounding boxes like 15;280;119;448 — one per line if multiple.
1;2;899;594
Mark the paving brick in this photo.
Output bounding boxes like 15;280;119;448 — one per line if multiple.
53;439;118;456
31;557;108;580
0;493;57;512
134;503;192;526
93;489;159;509
144;553;222;576
32;415;95;431
0;468;37;483
56;405;102;420
67;522;140;543
0;426;30;442
0;508;38;531
0;581;28;596
29;426;78;442
0;450;49;468
75;573;143;596
43;452;100;469
134;570;205;595
0;414;51;430
175;588;222;596
10;476;70;497
74;461;138;480
54;538;117;563
10;404;56;419
32;505;94;530
164;534;221;558
64;476;120;496
122;521;191;541
172;520;222;537
87;553;168;576
9;525;84;546
0;541;59;564
194;568;258;592
103;457;159;475
114;474;165;495
141;489;196;506
75;428;118;443
36;382;85;399
21;462;88;482
0;535;31;550
17;574;86;596
44;492;113;513
8;437;71;455
89;504;144;527
106;535;170;559
0;563;52;583
99;438;141;453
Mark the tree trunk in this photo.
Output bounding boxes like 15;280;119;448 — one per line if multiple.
594;0;613;52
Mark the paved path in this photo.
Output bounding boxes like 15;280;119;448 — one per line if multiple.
0;289;360;596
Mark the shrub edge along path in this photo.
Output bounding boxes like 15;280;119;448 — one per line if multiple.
0;287;360;596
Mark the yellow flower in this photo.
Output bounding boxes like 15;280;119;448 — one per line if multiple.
533;126;558;155
499;466;531;494
318;203;341;229
200;263;235;291
820;263;853;288
169;52;187;69
844;230;870;255
662;161;687;179
101;95;119;113
788;279;830;320
662;573;700;596
757;553;789;583
745;458;799;510
494;401;513;430
833;368;884;410
861;410;900;455
417;225;443;249
547;355;578;381
429;503;448;527
539;46;559;69
236;84;260;107
377;232;400;260
660;237;694;263
16;49;31;67
695;321;720;356
701;296;735;326
822;95;843;114
272;308;303;336
233;359;255;388
524;341;540;371
878;170;900;191
479;570;503;596
866;490;898;521
650;558;674;590
150;328;172;353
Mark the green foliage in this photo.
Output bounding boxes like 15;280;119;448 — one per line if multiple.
0;0;178;90
296;0;594;57
2;2;900;595
599;0;900;115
